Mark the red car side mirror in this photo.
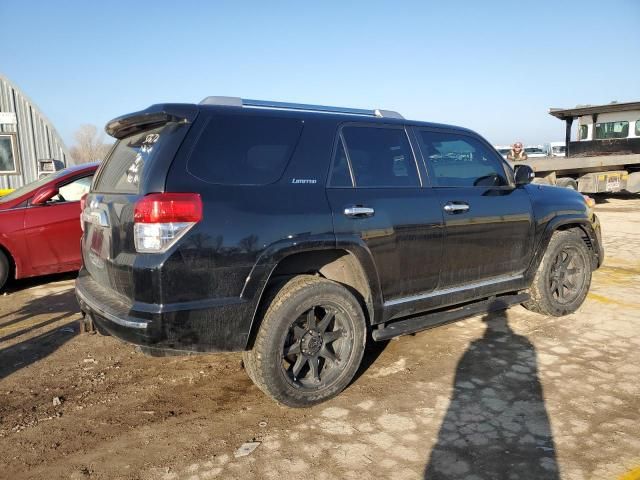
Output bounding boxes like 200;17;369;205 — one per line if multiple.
32;186;59;205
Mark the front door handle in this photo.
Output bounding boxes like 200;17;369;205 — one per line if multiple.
443;202;470;214
344;206;375;218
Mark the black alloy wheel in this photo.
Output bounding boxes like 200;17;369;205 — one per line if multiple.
548;246;587;304
281;304;351;389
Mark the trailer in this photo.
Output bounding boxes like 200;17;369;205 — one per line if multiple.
511;101;640;193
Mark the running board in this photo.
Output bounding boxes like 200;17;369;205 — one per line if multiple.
372;293;530;342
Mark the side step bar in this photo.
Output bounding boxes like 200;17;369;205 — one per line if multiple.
372;293;530;342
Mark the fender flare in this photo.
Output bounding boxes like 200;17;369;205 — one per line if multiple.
242;234;384;347
527;214;601;278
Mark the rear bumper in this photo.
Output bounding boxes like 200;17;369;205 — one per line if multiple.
75;270;253;353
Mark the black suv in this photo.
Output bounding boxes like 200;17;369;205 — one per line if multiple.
76;97;603;407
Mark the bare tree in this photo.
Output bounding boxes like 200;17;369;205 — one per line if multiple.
69;124;112;164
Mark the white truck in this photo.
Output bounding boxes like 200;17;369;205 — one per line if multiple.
512;101;640;193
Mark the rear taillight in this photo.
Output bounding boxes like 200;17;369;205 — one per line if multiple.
133;193;202;253
80;193;88;231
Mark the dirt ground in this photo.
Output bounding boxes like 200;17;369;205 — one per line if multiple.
1;196;639;480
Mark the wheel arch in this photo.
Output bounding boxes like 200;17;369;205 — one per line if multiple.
528;216;601;278
245;246;383;349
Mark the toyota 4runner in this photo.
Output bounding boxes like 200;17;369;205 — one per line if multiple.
76;97;603;407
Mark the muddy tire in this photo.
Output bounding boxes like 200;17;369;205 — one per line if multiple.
523;230;592;316
243;275;366;407
0;250;9;292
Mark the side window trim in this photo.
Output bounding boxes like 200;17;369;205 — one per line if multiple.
406;126;432;187
416;127;514;188
337;122;422;188
339;131;356;187
326;132;355;188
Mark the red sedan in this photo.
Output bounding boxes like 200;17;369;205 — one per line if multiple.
0;163;98;290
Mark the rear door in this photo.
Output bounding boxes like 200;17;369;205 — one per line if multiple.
414;128;534;288
326;124;444;304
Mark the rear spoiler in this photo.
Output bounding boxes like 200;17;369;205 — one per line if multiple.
105;104;198;139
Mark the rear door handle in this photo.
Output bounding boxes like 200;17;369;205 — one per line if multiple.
443;202;470;214
344;206;375;218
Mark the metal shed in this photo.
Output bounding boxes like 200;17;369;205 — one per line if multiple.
0;73;70;189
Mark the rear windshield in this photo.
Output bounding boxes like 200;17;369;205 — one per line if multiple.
187;115;303;185
94;125;175;193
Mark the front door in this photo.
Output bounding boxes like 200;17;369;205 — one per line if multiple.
25;174;93;274
415;128;534;288
326;124;444;303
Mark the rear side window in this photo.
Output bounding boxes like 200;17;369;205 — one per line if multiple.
340;126;419;188
187;115;303;185
418;130;508;187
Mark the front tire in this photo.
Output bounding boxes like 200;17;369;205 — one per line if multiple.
243;275;366;407
0;250;9;292
523;230;592;316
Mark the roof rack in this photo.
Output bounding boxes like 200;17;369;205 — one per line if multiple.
198;96;404;119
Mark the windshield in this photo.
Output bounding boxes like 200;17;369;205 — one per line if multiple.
0;171;67;203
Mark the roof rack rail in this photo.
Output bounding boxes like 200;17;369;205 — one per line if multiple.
198;96;404;119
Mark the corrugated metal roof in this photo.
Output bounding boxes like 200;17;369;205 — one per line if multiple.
0;73;70;189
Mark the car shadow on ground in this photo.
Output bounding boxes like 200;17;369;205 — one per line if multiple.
0;322;78;381
592;192;639;205
424;306;559;479
0;286;80;380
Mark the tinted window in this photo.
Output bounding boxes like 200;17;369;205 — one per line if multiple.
95;125;169;194
418;130;508;187
329;138;353;187
595;121;629;139
341;126;419;188
188;115;303;185
636;120;640;136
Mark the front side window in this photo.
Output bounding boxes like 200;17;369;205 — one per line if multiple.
636;119;640;136
0;133;19;174
54;175;94;202
418;130;509;187
579;125;589;140
595;121;629;139
340;126;420;188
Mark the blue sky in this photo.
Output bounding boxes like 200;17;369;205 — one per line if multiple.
2;0;639;147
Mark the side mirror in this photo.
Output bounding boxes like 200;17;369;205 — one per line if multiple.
31;186;59;205
514;164;535;186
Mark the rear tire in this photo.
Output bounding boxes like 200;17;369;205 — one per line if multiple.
523;230;592;316
243;275;366;407
557;178;578;190
0;250;9;292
